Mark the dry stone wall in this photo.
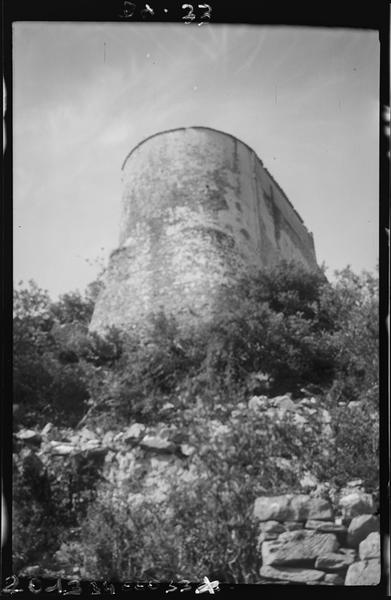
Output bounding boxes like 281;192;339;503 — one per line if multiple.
253;491;380;585
90;127;318;335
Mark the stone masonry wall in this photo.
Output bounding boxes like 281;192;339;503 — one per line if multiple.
90;127;318;335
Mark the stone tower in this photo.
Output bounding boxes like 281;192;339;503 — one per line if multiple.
89;127;318;335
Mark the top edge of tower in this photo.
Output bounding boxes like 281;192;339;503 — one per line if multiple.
121;126;306;227
120;126;262;171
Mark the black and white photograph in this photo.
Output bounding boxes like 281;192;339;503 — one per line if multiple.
3;4;387;592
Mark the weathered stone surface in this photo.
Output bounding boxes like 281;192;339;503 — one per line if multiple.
284;521;305;531
254;495;292;521
339;491;375;521
90;127;318;336
272;395;296;412
347;514;379;548
258;521;285;542
306;497;334;520
140;436;176;453
260;565;325;584
80;439;101;451
323;573;345;585
262;530;338;566
248;395;268;411
315;552;354;572
305;520;347;534
41;423;53;437
253;494;333;522
179;444;195;457
15;429;42;445
346;479;364;488
359;532;380;560
345;559;381;585
78;427;97;441
50;443;77;456
123;423;146;443
102;431;115;446
294;413;309;428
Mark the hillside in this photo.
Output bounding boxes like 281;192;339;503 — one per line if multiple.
12;261;379;585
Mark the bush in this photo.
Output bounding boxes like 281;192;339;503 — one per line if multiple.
320;403;379;490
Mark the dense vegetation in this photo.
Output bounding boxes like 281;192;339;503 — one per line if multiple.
12;261;379;580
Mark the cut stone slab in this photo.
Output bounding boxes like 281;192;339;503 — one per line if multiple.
262;530;338;566
359;532;380;560
347;514;379;548
345;559;381;585
315;552;355;572
260;565;325;584
339;491;375;521
253;494;333;522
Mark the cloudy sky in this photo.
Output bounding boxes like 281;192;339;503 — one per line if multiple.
13;23;379;298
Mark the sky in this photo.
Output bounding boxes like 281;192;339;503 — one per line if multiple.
12;23;379;298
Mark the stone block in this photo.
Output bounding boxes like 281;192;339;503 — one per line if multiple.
262;530;339;566
339;491;375;521
260;565;325;584
315;552;355;572
347;514;379;548
253;494;333;522
345;559;381;585
359;532;380;560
